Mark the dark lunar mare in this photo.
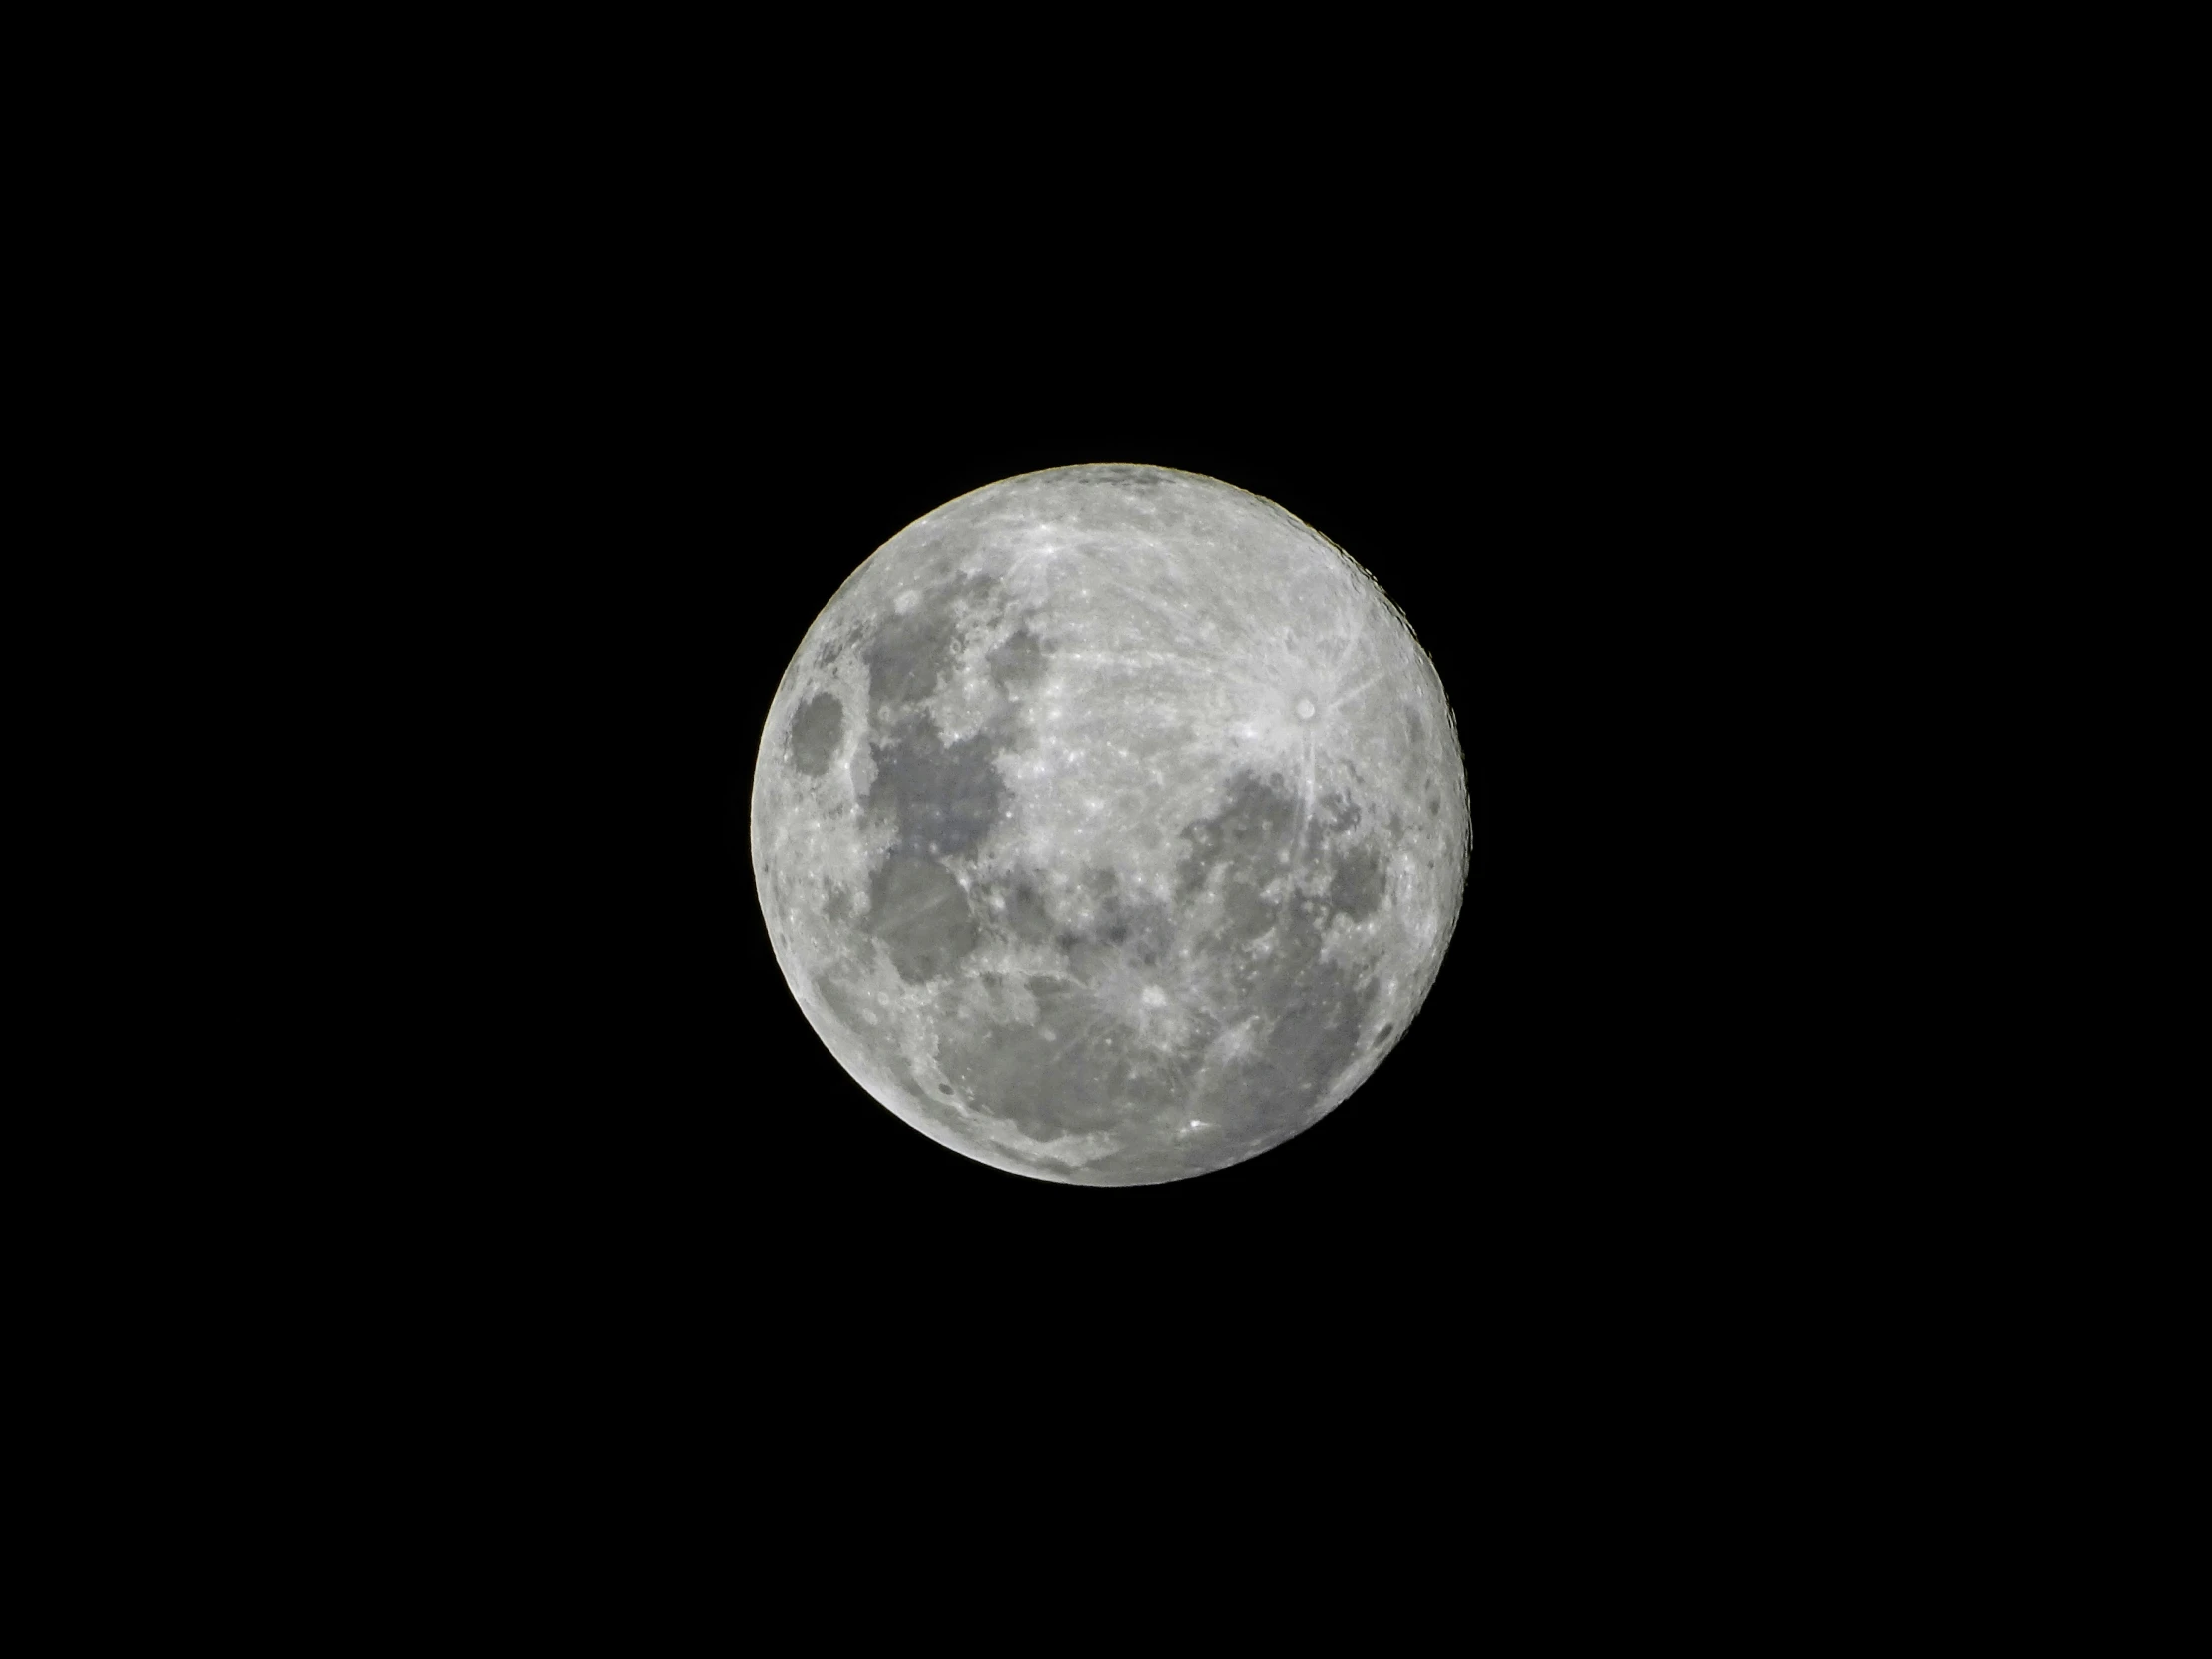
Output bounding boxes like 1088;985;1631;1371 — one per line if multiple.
862;571;998;716
787;692;843;776
850;570;1022;986
1173;769;1381;1129
867;854;981;984
987;627;1046;695
1327;845;1386;920
866;721;1008;860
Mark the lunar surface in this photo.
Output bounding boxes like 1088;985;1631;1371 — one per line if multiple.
751;465;1469;1185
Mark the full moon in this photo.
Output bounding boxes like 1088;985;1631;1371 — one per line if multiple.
751;465;1469;1185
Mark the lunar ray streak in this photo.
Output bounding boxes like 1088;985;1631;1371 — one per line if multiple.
1328;673;1386;712
1327;598;1372;677
1063;562;1203;635
1048;649;1212;676
1294;731;1319;864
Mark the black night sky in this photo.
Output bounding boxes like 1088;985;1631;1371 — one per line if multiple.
370;239;1837;1360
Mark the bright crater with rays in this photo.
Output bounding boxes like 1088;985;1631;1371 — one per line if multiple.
751;465;1470;1185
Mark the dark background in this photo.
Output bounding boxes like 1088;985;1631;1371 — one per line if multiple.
334;192;1876;1366
127;53;2010;1553
431;328;1760;1351
76;39;2060;1605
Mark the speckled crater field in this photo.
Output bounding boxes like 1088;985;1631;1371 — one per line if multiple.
751;464;1469;1185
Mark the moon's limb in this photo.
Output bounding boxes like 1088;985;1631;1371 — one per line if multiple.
752;464;1470;1185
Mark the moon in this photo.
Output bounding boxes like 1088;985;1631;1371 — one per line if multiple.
751;464;1469;1185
